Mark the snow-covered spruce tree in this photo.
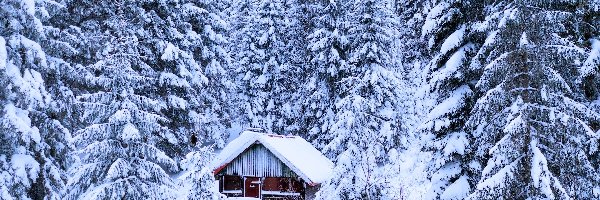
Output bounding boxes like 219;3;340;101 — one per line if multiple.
0;1;71;199
418;0;485;199
185;0;234;148
466;2;600;199
227;0;253;49
233;0;301;134
314;0;403;199
64;4;178;199
280;0;312;134
301;0;349;148
150;0;233;150
177;146;220;200
395;0;428;64
284;0;310;68
54;0;234;158
580;3;600;114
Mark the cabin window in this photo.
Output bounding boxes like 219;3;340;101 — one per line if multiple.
223;175;242;191
262;177;281;191
279;177;305;193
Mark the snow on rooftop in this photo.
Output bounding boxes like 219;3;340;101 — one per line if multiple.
211;130;334;185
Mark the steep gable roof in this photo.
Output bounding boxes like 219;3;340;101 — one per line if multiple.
211;130;333;185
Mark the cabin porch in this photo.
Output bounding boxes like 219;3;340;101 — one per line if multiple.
217;175;307;200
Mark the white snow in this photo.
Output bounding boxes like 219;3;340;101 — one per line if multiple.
11;153;40;187
540;85;548;101
3;103;40;144
549;108;556;122
23;0;36;16
18;35;47;68
422;2;450;37
497;8;518;28
442;131;468;157
22;68;48;106
108;109;132;123
502;114;526;136
211;130;334;185
475;155;522;192
439;26;465;55
430;162;461;185
255;75;267;86
519;32;529;47
530;138;555;199
168;95;187;109
0;37;6;70
483;30;498;47
259;31;269;46
106;158;130;180
120;123;141;142
430;44;474;89
392;144;431;200
159;72;191;88
161;43;179;61
422;85;472;131
440;175;470;200
582;39;600;77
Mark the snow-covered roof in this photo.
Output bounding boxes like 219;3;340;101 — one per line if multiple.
211;130;333;185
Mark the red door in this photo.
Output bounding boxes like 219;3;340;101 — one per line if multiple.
244;177;261;198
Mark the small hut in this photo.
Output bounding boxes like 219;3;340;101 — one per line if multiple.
211;129;333;200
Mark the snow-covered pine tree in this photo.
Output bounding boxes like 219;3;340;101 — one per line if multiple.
64;2;178;199
283;0;310;68
315;0;403;199
395;0;428;64
0;1;71;199
177;146;220;200
53;0;234;158
227;0;253;127
233;0;300;134
138;1;208;158
580;2;600;113
466;2;600;199
302;0;349;148
149;0;233;152
418;0;485;199
184;0;234;148
278;0;311;134
227;0;253;52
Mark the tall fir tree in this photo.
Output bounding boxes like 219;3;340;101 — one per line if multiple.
227;0;253;127
279;0;311;134
418;0;485;199
395;0;428;64
0;0;70;199
187;0;234;148
466;1;600;199
581;2;600;115
302;0;349;148
315;0;403;199
52;0;235;197
51;0;234;160
151;0;234;150
232;0;301;134
63;1;180;199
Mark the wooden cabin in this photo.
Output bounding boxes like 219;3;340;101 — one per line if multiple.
211;129;333;200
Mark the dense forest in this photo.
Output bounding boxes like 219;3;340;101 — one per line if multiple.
1;0;600;199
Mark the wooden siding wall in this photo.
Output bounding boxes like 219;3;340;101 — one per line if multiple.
223;144;296;177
